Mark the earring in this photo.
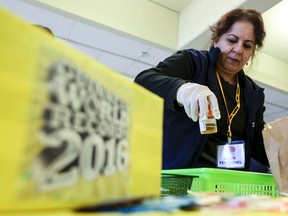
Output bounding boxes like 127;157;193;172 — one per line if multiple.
246;57;252;66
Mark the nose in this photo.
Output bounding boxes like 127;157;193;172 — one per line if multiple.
233;43;243;54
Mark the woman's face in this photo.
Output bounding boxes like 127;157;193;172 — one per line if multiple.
214;20;255;77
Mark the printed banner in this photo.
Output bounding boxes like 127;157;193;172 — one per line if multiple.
0;8;163;210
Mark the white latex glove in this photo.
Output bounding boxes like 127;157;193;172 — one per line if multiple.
176;82;221;122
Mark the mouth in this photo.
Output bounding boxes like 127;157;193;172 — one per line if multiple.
227;57;240;64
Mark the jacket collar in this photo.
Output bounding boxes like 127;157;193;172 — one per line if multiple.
208;46;221;65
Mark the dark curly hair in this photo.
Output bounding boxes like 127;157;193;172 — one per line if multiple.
210;8;266;53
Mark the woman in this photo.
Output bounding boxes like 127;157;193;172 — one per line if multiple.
134;8;270;171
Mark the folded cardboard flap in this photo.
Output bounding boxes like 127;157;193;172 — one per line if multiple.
0;8;163;210
263;117;288;193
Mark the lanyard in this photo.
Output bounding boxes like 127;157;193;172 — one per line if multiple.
216;71;240;144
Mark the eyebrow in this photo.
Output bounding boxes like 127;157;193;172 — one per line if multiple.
228;34;255;44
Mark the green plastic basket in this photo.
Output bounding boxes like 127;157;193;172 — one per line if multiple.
161;174;195;196
161;168;278;197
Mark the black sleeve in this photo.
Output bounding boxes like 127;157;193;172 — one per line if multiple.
134;50;195;111
251;96;270;167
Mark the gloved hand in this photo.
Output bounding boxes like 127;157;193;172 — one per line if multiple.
176;82;221;121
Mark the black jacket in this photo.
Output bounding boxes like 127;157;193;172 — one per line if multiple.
134;46;269;170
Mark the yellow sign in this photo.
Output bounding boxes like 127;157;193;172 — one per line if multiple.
0;8;163;210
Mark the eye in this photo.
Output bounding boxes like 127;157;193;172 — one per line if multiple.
228;38;237;44
244;43;254;49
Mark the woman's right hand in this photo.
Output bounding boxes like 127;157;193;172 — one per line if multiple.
176;82;221;122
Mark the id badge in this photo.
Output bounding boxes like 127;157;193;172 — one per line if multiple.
217;140;245;169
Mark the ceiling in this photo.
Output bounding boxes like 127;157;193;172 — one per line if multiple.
149;0;192;12
1;0;288;123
